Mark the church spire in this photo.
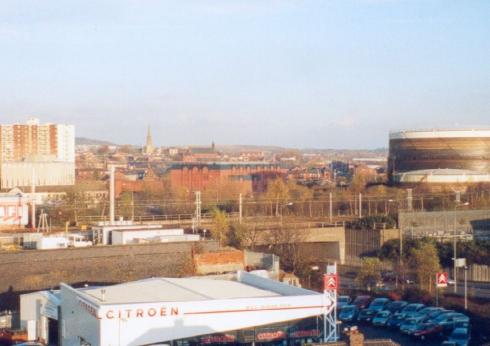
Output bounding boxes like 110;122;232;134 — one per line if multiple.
144;125;155;155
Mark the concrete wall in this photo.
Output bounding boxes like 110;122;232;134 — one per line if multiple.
252;226;346;264
0;241;219;310
345;228;399;259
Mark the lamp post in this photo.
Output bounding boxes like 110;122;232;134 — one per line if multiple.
464;265;468;310
453;202;469;293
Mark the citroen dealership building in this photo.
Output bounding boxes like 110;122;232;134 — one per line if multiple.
21;272;336;346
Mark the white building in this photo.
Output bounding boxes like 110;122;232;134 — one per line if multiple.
20;272;335;346
111;228;199;245
0;191;28;227
1;161;75;188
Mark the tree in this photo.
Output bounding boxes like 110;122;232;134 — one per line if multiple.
227;222;247;249
350;172;367;193
210;208;229;246
287;181;314;217
264;225;310;276
96;145;110;156
356;257;382;291
350;215;397;230
410;242;441;292
265;178;290;217
118;192;134;220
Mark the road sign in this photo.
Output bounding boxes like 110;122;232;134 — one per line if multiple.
454;258;466;268
324;274;338;291
436;272;448;288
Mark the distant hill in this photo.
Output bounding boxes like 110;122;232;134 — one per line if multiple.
76;137;116;146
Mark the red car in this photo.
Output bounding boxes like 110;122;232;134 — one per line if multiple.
412;322;443;340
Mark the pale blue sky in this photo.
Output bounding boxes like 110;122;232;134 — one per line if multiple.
1;0;489;148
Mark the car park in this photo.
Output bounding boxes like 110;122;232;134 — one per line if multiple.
352;295;371;310
338;305;359;322
371;310;391;326
337;295;351;309
443;327;471;346
346;295;472;344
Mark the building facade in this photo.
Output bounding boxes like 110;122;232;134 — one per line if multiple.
168;162;286;195
0;118;74;162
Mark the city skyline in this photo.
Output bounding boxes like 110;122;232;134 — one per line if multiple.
1;0;489;149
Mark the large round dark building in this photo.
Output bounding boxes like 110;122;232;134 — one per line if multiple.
388;129;490;184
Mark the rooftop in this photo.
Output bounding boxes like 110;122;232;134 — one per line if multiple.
390;128;490;139
82;277;281;305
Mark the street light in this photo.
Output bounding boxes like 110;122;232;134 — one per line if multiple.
308;265;320;288
453;202;469;293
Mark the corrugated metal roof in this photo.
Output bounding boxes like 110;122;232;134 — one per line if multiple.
83;277;280;305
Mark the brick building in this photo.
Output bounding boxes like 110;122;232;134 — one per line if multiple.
167;162;286;195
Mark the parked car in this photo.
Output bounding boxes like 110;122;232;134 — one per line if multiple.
400;317;422;335
337;295;351;309
424;308;452;321
384;300;408;314
367;297;390;312
443;327;470;346
338;305;359;322
357;308;377;323
411;322;443;341
352;295;371;309
414;307;441;318
436;313;470;333
426;310;456;324
386;313;407;329
399;303;425;319
371;310;391;326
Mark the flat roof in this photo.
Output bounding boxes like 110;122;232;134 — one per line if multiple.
82;277;281;305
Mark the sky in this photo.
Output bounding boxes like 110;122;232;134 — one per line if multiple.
0;0;489;149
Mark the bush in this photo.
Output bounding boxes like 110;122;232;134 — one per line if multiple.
402;287;434;305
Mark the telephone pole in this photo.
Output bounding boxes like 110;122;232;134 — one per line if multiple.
195;191;201;227
239;193;243;224
110;165;115;224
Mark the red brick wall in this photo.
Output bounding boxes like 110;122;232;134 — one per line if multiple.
168;164;286;195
